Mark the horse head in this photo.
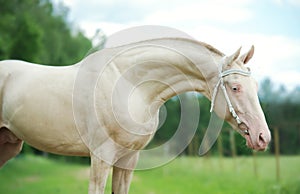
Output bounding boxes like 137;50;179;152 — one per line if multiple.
212;46;271;151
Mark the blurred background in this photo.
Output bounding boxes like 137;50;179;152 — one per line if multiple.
0;0;299;193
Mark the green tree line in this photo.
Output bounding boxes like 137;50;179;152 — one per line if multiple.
259;79;300;155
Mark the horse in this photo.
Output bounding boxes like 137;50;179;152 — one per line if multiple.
0;37;271;194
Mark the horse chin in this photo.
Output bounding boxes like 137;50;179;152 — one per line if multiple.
238;122;257;150
244;133;255;149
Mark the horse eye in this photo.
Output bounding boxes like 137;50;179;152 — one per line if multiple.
232;87;238;92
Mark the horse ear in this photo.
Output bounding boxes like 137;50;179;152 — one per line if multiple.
239;45;254;64
224;47;242;67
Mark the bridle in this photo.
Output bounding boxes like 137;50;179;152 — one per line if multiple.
210;56;251;135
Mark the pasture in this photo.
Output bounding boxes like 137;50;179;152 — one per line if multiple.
0;155;299;194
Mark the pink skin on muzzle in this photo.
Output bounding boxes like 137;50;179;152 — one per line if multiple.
238;110;271;151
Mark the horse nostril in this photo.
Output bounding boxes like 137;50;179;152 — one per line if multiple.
259;133;267;146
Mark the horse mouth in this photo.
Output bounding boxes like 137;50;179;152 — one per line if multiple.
238;122;254;149
244;133;254;149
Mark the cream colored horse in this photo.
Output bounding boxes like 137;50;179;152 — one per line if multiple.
0;38;270;194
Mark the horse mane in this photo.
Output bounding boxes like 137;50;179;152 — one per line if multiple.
168;37;225;56
104;37;225;57
194;40;224;56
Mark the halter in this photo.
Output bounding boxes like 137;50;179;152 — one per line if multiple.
210;56;251;134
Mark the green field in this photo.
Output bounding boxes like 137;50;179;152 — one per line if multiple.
0;155;299;194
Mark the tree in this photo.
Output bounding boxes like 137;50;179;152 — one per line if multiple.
9;14;43;62
0;0;92;65
259;78;300;155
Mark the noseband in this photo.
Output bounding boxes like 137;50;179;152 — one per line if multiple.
210;57;251;134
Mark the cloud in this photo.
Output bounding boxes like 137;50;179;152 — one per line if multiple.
79;21;133;37
58;0;150;23
144;0;253;25
60;0;255;25
274;0;300;6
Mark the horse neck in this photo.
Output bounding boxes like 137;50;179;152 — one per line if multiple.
111;38;222;118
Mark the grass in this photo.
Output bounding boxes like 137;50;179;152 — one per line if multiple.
0;155;89;194
0;155;299;194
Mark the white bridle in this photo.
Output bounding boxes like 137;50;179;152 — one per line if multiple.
210;57;251;134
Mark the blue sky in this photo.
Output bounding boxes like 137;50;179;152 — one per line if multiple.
54;0;300;90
